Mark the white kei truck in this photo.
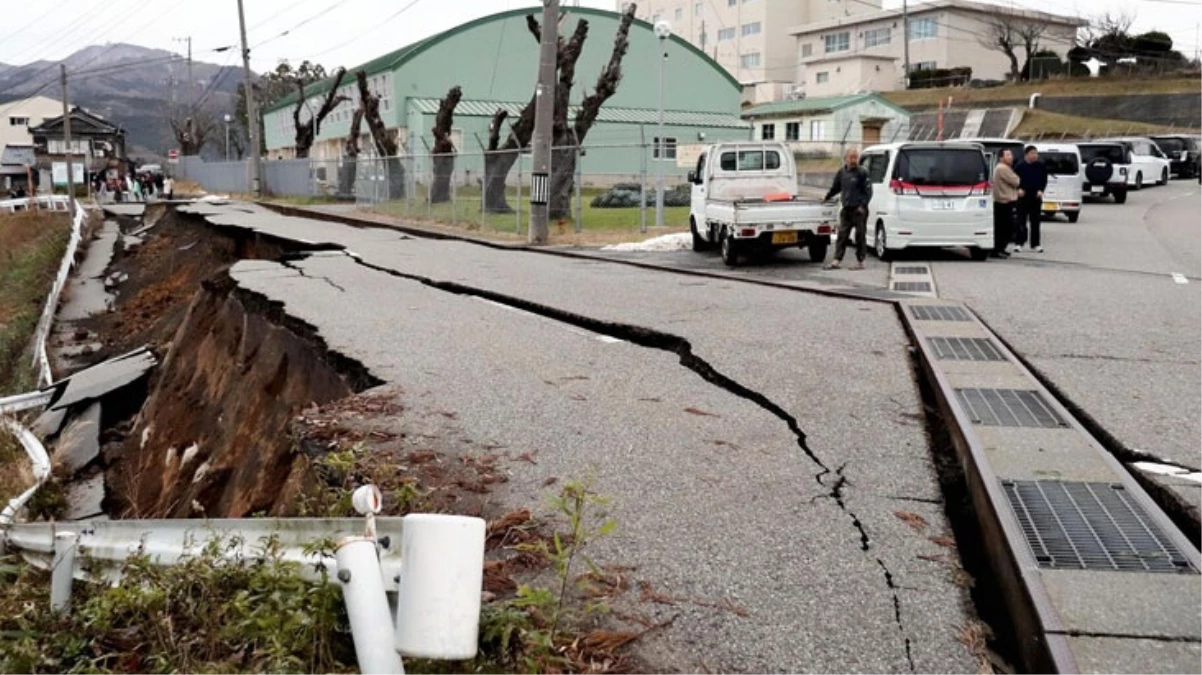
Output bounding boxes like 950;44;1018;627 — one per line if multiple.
687;142;837;267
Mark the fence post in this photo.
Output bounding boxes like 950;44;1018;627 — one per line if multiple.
516;152;523;235
639;124;648;233
50;530;77;613
574;145;583;233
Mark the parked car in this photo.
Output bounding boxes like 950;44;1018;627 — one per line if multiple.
1030;143;1083;223
1149;135;1201;179
961;138;1024;173
1077;142;1130;204
858;142;993;261
1098;137;1171;189
687;142;836;266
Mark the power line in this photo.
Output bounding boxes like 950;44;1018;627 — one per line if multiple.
297;0;427;60
0;0;74;45
250;0;360;50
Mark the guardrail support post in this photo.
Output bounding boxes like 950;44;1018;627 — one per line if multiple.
336;536;404;675
51;530;77;613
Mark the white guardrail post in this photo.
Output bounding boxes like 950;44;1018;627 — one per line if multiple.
50;530;78;612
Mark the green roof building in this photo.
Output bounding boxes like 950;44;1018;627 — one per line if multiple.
262;6;749;178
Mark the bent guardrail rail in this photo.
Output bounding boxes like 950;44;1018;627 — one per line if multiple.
31;203;88;387
0;417;51;527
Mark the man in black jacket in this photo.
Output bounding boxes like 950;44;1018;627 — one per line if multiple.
1014;145;1048;253
823;148;873;270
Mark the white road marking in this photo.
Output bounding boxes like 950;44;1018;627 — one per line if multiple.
474;297;624;344
1172;273;1188;284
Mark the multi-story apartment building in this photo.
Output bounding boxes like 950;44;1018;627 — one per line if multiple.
0;95;63;154
630;0;882;103
790;0;1085;98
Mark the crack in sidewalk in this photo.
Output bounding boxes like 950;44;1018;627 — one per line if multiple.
278;258;348;292
331;250;917;671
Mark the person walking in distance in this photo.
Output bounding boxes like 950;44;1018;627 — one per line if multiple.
822;148;873;270
1014;145;1048;253
991;148;1021;258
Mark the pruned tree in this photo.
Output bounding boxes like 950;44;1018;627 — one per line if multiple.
293;67;348;158
430;85;462;204
356;69;405;199
167;105;218;156
338;105;365;197
235;60;331;154
979;17;1023;81
1014;21;1049;79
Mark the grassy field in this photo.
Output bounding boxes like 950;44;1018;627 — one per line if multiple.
1012;109;1182;139
882;76;1201;108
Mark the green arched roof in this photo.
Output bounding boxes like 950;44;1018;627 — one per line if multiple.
264;6;739;113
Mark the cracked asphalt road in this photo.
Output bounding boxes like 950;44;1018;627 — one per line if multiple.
181;201;978;672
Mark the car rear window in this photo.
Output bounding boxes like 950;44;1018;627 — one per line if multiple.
1153;138;1185;152
894;148;987;185
1040;152;1079;175
1079;145;1125;164
719;150;782;171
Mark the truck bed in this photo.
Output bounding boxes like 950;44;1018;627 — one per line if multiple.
704;198;835;228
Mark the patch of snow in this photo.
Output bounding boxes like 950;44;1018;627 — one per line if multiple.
1132;461;1192;477
601;232;692;252
198;194;230;203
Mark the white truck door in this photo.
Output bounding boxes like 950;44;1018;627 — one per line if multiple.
690;151;709;238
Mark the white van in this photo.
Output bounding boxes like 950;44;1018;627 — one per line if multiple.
1099;137;1172;189
858;142;993;261
1030;143;1083;223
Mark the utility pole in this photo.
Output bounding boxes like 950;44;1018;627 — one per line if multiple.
902;0;911;89
528;0;558;245
236;0;262;197
174;36;193;110
60;64;75;214
654;21;671;228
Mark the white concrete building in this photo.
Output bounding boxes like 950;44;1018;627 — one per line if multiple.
0;95;63;154
790;0;1085;98
630;0;883;103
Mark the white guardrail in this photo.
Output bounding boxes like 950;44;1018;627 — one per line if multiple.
0;195;71;213
30;202;88;387
0;417;51;527
1;485;485;675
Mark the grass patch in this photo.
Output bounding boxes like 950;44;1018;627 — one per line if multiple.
0;427;34;508
882;76;1201;108
1012;109;1181;139
0;210;70;396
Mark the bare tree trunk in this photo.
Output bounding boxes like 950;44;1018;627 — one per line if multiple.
430;85;462;204
338;106;364;197
294;68;348;159
356;69;405;199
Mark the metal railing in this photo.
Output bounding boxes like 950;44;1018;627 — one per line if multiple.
30;203;88;387
0;195;71;213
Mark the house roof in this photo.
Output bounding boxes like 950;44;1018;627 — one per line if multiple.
29;107;123;135
408;97;750;129
1;145;36;166
789;0;1087;36
741;93;910;120
264;6;741;114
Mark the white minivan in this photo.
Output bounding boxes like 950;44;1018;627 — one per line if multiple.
1099;137;1172;189
858;142;993;261
1030;143;1083;223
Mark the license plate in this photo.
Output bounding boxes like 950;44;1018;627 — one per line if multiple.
930;200;956;210
1089;186;1103;194
771;231;798;245
1042;202;1057;212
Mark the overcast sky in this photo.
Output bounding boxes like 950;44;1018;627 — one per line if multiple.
0;0;1197;71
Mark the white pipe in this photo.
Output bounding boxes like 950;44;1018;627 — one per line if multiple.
1029;92;1041;109
336;537;404;675
394;514;485;660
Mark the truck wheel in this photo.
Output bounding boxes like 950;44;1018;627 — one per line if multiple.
808;238;828;263
720;232;739;267
690;218;709;252
874;224;893;262
970;247;989;261
1066;211;1080;223
1113;189;1128;204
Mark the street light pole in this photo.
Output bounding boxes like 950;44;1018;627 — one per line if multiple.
654;20;671;229
224;114;232;161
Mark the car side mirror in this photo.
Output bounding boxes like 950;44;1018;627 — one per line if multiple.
687;171;698;184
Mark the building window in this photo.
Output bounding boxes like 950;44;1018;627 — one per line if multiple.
695;1;702;13
816;71;829;83
741;22;761;37
824;32;850;53
909;60;937;72
864;27;891;47
718;27;735;41
909;18;937;40
653;137;677;160
674;7;683;20
9;116;29;126
740;52;761;68
810;120;826;140
761;123;776;140
727;0;736;6
801;43;812;57
786;122;800;141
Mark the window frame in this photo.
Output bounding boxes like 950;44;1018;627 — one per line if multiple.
864;27;891;48
740;52;762;68
741;21;762;37
785;122;800;141
761;123;776;141
816;71;830;84
810;119;827;141
824;31;850;53
909;17;937;40
652;136;678;161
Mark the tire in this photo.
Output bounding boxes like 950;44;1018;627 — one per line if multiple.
720;231;739;267
1066;211;1080;223
874;224;893;262
1160;168;1169;186
808;238;828;263
1113;189;1128;204
970;247;989;261
690;217;708;252
1134;171;1143;190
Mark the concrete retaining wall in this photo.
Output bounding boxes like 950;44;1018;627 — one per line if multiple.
899;93;1201;129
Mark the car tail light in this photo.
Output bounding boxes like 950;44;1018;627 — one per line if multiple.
817;224;832;235
739;228;756;237
889;179;918;195
968;181;990;195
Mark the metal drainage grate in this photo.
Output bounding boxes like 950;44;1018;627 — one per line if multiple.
955;388;1068;428
928;337;1006;362
894;265;930;275
910;305;971;322
1002;480;1198;573
892;281;933;292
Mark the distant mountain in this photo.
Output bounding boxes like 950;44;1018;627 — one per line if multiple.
0;43;247;158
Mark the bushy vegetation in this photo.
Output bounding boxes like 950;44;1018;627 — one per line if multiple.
590;183;690;208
